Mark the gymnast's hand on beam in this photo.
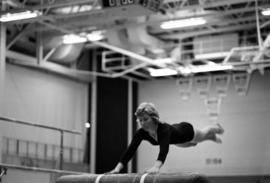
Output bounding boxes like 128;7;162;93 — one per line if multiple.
145;166;160;174
107;162;123;174
106;169;120;174
145;160;162;173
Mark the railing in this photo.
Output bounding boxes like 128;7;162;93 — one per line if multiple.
0;116;82;170
0;162;85;183
2;137;85;170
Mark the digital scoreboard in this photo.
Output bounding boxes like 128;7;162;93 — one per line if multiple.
102;0;136;8
101;0;163;12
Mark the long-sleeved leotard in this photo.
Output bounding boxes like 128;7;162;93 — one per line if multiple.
119;122;194;166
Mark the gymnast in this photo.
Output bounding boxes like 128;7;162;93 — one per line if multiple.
109;102;224;174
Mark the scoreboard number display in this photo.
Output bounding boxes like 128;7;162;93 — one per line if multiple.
102;0;136;8
101;0;163;12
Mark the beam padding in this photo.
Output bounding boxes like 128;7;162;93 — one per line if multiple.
57;173;210;183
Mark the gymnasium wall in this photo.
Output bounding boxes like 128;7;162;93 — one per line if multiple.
0;64;88;152
137;70;270;176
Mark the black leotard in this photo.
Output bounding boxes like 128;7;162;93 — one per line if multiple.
119;122;194;165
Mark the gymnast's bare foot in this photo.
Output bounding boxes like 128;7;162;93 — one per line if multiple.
214;135;222;144
215;123;224;134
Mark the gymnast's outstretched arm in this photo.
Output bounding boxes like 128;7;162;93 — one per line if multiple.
145;131;170;173
109;129;145;173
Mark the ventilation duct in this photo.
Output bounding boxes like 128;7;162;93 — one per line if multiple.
106;24;167;58
43;35;84;64
106;28;146;55
127;23;166;56
50;44;84;63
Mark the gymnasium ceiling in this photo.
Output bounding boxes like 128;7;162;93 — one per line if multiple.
1;0;270;82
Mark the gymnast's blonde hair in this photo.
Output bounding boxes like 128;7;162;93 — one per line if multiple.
135;102;160;122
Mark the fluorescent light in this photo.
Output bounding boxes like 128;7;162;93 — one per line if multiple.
0;10;42;22
63;34;87;44
148;64;233;77
86;30;105;41
53;5;100;14
262;8;270;16
195;51;230;60
160;18;206;29
179;64;233;75
63;31;105;44
148;68;178;77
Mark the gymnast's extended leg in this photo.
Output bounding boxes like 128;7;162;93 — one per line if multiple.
191;123;224;144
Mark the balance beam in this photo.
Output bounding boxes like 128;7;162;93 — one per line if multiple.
56;173;210;183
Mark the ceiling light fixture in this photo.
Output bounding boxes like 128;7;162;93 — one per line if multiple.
147;68;178;77
179;64;233;75
63;31;105;44
0;10;42;22
63;34;88;44
261;8;270;16
86;30;105;41
148;64;233;77
160;17;206;29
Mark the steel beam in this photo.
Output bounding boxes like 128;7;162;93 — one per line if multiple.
0;3;7;111
90;49;97;173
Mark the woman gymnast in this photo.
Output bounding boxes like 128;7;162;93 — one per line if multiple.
109;102;224;174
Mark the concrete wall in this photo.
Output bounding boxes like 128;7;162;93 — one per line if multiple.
0;64;88;156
